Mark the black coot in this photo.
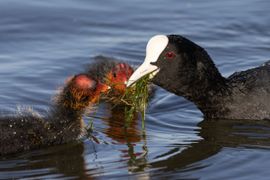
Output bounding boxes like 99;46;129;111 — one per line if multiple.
127;35;270;120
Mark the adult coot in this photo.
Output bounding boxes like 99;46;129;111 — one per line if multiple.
127;35;270;120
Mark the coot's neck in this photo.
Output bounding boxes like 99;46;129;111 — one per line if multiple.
49;103;84;127
44;101;85;144
189;76;229;119
47;91;87;135
155;47;230;118
186;49;231;118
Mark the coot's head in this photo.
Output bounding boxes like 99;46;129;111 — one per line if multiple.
127;35;223;97
62;74;108;110
106;63;134;94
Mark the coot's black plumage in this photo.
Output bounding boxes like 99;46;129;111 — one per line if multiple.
127;35;270;120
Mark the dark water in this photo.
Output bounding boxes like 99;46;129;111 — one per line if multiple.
1;0;270;179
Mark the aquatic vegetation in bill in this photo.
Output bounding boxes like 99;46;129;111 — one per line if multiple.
104;74;151;128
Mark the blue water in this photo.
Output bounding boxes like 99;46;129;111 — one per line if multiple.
0;0;270;179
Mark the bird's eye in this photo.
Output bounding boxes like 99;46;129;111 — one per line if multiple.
165;51;176;59
113;72;117;78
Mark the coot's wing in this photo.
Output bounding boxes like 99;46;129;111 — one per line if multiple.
227;64;270;119
228;63;270;92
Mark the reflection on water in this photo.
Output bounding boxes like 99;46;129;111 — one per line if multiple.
150;119;270;178
2;111;270;179
103;106;142;144
0;142;91;179
1;0;270;179
97;105;149;173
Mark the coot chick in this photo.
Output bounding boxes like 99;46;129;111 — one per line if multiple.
0;74;106;156
86;56;134;97
87;56;156;106
127;35;270;120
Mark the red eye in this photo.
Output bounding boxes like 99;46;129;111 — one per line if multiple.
165;51;175;59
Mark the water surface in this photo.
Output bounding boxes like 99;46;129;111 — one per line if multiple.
1;0;270;179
